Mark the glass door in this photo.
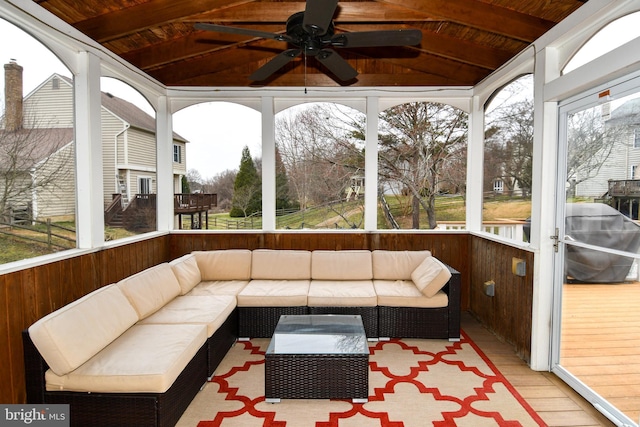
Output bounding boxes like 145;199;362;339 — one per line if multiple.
553;79;640;426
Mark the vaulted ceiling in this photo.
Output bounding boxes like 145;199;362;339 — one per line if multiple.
33;0;588;87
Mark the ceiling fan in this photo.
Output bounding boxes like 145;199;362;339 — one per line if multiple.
194;0;422;83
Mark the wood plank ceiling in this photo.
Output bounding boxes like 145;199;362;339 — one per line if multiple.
32;0;588;87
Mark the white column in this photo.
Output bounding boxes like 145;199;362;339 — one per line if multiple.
74;51;104;248
466;96;484;232
156;95;174;231
529;46;561;371
262;96;276;231
364;97;379;231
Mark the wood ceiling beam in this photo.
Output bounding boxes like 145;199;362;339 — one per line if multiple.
378;0;555;42
346;49;488;84
179;71;466;87
194;2;431;23
120;25;286;70
74;0;253;42
149;39;285;83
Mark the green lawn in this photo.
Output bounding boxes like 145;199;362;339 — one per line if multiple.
1;195;532;264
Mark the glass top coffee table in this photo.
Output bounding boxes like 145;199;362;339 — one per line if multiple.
265;314;369;403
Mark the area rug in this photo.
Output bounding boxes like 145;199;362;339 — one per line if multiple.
177;330;546;427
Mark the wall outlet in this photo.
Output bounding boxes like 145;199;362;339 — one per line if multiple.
483;280;495;297
512;258;526;277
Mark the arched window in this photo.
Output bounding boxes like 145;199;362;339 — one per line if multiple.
564;11;640;74
100;77;158;240
0;19;76;265
483;74;533;242
173;102;261;230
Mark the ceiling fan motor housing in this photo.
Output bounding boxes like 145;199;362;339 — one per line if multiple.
286;11;334;56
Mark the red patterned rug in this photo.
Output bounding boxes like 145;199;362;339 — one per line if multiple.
177;330;546;426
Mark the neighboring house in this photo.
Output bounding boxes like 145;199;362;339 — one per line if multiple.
574;98;640;198
570;98;640;218
1;61;188;222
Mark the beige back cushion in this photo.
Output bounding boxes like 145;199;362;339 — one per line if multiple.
311;250;373;280
251;249;311;280
372;250;432;280
116;263;181;319
411;256;452;298
170;254;202;295
28;285;139;376
193;250;252;281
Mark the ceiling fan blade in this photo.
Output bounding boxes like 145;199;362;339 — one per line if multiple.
194;23;292;43
303;0;339;35
331;29;422;48
316;49;358;81
249;49;301;81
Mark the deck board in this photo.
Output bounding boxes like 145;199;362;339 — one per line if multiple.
462;312;615;426
561;282;640;423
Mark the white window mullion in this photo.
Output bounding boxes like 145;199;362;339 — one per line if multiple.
75;51;104;248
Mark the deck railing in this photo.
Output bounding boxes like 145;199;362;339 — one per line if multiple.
608;179;640;197
435;220;527;242
174;193;217;213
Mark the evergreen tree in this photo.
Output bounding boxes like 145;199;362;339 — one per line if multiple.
275;146;296;211
181;175;190;193
230;146;261;217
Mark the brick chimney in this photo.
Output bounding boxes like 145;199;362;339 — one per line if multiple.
4;60;23;131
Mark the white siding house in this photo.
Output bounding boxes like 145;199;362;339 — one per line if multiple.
575;98;640;199
3;69;188;220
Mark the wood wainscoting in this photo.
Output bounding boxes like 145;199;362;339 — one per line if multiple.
470;235;535;363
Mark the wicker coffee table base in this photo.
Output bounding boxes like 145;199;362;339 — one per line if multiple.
265;353;368;403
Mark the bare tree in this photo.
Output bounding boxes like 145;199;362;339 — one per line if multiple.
186;168;203;193
206;169;236;211
276;104;365;228
485;98;534;197
565;107;618;198
378;102;467;229
0;114;73;222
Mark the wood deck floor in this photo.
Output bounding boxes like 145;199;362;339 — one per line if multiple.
560;282;640;424
463;312;616;426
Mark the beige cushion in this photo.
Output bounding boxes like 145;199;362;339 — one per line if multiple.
411;256;452;298
28;285;139;376
251;249;311;280
372;250;432;280
187;280;249;296
116;263;181;319
237;279;310;306
374;280;448;308
307;280;377;306
311;250;373;280
194;250;252;281
45;324;207;393
170;254;202;295
139;295;236;337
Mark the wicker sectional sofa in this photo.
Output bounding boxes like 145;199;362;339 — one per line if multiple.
23;249;460;427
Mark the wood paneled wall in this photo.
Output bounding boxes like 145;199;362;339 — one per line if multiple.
0;235;170;404
1;231;536;405
469;236;535;362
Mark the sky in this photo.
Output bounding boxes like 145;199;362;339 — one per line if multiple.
0;19;262;181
